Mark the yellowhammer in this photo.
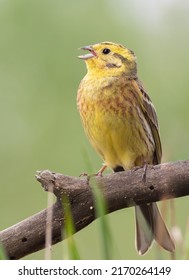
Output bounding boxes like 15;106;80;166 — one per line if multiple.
77;41;175;254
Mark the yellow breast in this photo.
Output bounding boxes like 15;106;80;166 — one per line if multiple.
77;74;154;170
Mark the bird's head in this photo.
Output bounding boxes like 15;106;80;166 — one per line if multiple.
78;41;137;77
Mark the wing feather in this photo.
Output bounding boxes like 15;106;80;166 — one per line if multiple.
131;78;162;164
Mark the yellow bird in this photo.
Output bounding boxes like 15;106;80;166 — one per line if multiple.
77;41;175;254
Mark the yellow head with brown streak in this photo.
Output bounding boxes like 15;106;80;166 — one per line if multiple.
78;41;137;77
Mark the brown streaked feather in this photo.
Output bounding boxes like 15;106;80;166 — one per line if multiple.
131;78;162;164
128;78;174;254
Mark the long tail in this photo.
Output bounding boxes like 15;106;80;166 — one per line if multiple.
113;166;175;254
135;203;175;255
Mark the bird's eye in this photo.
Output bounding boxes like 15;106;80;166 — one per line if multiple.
102;48;111;55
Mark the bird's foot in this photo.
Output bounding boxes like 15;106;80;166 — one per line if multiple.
79;165;107;178
132;164;148;182
79;172;88;177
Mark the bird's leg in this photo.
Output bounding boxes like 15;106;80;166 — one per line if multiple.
79;164;107;177
133;156;148;182
95;164;107;176
142;163;148;182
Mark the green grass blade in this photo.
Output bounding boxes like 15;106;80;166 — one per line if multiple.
89;176;113;260
0;243;7;260
81;147;113;259
62;195;80;260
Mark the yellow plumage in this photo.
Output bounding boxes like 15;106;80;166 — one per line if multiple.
77;41;174;254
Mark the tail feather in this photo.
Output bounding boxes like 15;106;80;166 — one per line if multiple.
135;205;153;254
135;203;175;255
150;203;175;252
113;166;175;254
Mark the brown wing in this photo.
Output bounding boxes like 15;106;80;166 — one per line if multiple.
132;78;162;164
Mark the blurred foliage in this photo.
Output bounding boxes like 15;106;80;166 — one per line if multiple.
0;0;189;259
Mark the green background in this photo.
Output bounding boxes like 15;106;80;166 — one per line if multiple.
0;0;188;259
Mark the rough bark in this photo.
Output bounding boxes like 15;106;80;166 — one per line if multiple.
0;160;189;259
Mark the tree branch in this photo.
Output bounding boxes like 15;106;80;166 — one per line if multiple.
0;160;189;259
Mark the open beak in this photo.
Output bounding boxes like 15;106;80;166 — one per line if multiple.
78;45;97;60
